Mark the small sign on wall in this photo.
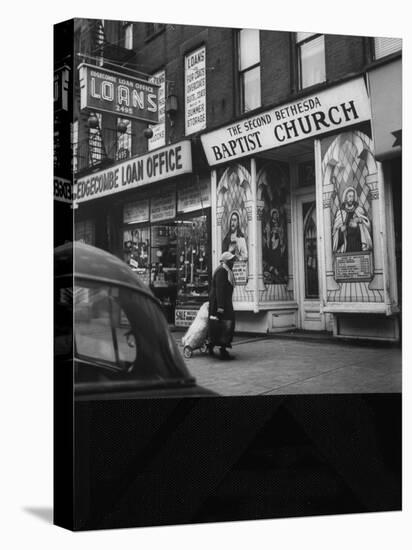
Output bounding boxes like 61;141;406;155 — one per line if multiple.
150;190;176;222
334;252;373;282
148;70;166;150
185;46;206;135
123;200;150;224
232;261;248;285
175;308;199;327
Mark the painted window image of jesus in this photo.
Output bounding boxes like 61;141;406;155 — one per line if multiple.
222;211;248;260
332;187;372;253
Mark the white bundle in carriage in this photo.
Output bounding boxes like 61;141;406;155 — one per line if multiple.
181;301;209;358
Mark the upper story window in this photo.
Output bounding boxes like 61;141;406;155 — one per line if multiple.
374;37;402;60
123;23;133;50
238;28;261;113
296;32;326;89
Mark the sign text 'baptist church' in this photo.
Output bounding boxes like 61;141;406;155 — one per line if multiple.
79;63;160;123
201;77;371;165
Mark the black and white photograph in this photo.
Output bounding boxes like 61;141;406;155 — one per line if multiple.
54;17;402;399
0;0;395;539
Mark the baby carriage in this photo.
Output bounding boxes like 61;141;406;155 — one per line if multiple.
181;301;210;358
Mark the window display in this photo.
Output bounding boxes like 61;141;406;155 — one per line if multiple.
176;215;209;300
123;226;150;286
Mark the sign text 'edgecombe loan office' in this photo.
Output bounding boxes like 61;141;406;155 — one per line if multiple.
201;77;371;165
73;140;193;203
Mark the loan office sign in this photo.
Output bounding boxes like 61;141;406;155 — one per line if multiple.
73;141;192;203
201;77;371;165
79;63;160;123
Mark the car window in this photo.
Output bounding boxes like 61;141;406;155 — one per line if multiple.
75;284;137;369
55;278;190;385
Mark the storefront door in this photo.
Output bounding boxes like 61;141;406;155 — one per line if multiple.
296;192;325;331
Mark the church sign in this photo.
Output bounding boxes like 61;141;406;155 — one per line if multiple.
201;77;371;166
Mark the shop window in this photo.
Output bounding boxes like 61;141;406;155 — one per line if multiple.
374;37;402;59
116;118;132;160
123;226;151;286
88;112;103;167
296;32;326;89
150;224;178;323
123;22;133;49
238;28;261;113
176;215;210;303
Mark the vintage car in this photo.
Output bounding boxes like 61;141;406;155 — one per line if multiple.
54;242;214;399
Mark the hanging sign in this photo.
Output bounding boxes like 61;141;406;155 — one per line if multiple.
54;177;73;203
123;200;150;224
185;46;206;135
150;190;176;222
201;77;371;165
74;140;192;203
148;70;166;150
177;179;210;212
79;63;160;123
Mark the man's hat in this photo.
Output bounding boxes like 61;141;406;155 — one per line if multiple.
220;251;235;262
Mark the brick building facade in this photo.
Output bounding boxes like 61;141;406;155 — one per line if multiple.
56;18;402;340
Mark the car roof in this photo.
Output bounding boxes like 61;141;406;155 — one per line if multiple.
54;241;156;299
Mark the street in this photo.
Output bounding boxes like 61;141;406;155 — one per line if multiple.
175;332;402;395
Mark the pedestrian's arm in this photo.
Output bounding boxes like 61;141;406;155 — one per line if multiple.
215;269;227;314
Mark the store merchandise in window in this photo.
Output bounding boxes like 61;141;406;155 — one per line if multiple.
150;224;177;322
176;215;209;301
123;226;150;286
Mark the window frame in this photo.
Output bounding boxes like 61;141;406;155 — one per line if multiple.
296;32;326;90
123;22;133;50
373;36;402;61
238;28;261;114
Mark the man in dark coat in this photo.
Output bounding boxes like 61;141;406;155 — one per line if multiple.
208;251;236;360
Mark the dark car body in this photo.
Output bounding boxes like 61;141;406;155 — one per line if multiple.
54;242;214;399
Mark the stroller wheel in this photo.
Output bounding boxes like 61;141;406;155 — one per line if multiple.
183;346;193;359
200;342;208;354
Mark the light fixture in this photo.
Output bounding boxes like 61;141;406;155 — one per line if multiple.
117;119;129;134
165;94;178;117
144;127;154;139
87;113;99;129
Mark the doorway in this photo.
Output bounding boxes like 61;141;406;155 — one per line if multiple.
295;191;325;331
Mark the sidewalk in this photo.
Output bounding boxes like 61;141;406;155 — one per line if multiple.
173;331;402;395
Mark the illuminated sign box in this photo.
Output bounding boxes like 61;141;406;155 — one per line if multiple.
79;63;160;123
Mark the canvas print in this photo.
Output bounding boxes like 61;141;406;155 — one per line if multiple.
54;18;402;530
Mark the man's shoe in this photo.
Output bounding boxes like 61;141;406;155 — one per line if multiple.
219;349;235;361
